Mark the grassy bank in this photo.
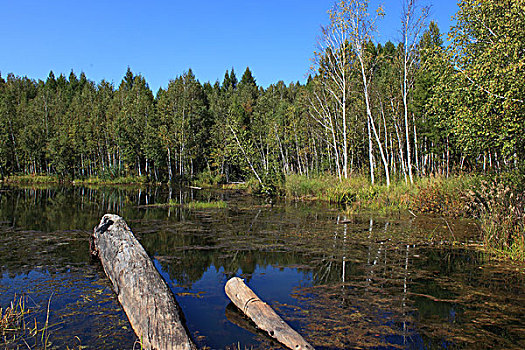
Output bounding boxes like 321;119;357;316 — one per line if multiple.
2;174;152;185
2;174;60;184
284;173;477;215
283;173;524;261
72;175;153;185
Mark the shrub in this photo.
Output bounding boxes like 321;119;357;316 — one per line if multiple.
467;180;525;260
193;169;225;188
409;175;476;217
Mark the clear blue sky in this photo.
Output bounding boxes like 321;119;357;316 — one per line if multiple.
0;0;459;92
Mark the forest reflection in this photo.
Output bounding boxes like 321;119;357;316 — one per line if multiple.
0;185;523;349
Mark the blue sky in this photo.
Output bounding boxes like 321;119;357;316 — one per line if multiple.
0;0;459;92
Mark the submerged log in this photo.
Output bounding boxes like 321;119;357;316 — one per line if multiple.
91;214;196;350
225;277;314;350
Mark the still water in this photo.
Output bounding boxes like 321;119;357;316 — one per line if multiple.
0;185;523;349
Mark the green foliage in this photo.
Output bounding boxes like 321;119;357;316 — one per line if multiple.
193;169;225;188
448;0;525;160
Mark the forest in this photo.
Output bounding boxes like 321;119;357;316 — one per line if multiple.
0;0;523;258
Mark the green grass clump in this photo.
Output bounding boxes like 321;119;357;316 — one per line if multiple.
221;182;248;190
73;175;150;185
4;174;59;184
1;294;54;349
186;200;227;209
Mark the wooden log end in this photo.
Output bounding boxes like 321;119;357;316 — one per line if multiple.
225;277;315;350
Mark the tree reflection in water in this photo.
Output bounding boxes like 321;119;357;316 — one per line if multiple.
0;185;523;349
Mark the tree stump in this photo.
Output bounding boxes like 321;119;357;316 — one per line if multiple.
225;277;314;350
91;214;196;350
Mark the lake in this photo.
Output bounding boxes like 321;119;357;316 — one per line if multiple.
0;185;524;349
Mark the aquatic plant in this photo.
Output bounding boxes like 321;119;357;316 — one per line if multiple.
186;200;228;209
0;294;54;349
467;181;525;261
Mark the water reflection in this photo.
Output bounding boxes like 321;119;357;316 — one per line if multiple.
0;185;524;349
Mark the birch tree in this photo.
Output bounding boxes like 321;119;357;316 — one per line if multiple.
344;0;391;186
312;2;354;179
401;0;429;183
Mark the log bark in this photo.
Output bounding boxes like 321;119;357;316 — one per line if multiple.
90;214;196;350
225;303;283;348
225;277;314;350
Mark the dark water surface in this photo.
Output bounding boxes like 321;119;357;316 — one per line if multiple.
0;185;523;349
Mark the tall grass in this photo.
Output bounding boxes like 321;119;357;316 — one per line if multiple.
73;175;150;185
408;175;479;217
285;174;417;213
1;294;55;349
467;181;525;261
4;174;152;185
285;173;479;214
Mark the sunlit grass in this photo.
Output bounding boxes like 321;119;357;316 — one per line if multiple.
73;175;150;185
284;173;478;215
186;201;227;209
221;182;249;190
4;174;59;184
1;294;56;349
471;181;525;261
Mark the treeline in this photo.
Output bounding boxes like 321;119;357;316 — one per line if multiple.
0;0;523;185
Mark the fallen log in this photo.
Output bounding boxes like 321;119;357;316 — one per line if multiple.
225;277;314;350
90;214;196;350
225;303;283;348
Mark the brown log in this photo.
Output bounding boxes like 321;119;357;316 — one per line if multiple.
225;277;314;350
91;214;196;350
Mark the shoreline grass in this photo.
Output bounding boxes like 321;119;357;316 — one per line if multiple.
2;174;156;186
2;174;60;184
1;294;55;349
284;173;477;215
140;200;228;209
283;173;524;261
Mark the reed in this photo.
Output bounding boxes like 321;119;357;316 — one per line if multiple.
1;294;56;349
